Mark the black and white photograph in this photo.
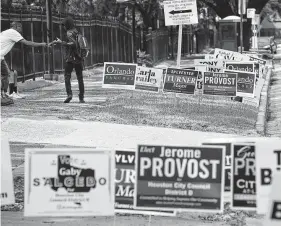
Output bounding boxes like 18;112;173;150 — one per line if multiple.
1;0;281;226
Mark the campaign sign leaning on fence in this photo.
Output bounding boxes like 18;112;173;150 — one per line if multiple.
115;150;176;216
224;70;256;98
1;138;15;206
256;140;281;214
203;72;237;96
103;62;137;90
263;172;281;226
135;145;225;212
24;148;115;217
163;68;198;94
231;144;256;211
135;66;163;92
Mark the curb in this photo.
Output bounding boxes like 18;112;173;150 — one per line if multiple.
255;63;272;136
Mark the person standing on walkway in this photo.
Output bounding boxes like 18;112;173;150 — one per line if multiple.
53;16;85;103
1;21;48;106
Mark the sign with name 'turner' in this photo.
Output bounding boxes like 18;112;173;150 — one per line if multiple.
164;0;198;26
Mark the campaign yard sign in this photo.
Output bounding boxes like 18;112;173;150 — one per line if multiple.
135;145;225;213
231;144;256;211
135;66;163;92
202;143;232;201
194;59;225;73
1;138;15;206
224;70;256;98
115;150;176;216
213;49;250;61
225;62;255;74
203;72;237;96
103;62;137;90
163;68;198;94
24;148;115;217
256;140;281;214
263;172;281;226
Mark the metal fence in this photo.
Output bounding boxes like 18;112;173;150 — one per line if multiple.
1;8;140;82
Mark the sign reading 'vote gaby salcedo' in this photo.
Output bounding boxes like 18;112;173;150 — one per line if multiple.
135;145;225;212
203;72;237;96
232;144;256;211
103;62;137;90
24;149;115;217
163;68;198;94
115;150;176;216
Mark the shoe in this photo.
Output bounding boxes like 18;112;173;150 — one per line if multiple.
64;96;72;103
1;97;14;106
79;99;85;103
9;92;26;99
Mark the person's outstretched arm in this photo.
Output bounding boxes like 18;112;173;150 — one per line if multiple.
19;39;47;47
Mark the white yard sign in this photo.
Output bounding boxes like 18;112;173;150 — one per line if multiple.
164;0;198;26
1;138;15;206
24;148;115;217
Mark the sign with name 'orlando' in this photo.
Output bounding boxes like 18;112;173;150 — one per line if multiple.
135;66;163;92
115;150;176;216
24;149;115;217
232;144;256;211
103;62;137;90
203;72;237;96
135;145;225;212
163;68;198;94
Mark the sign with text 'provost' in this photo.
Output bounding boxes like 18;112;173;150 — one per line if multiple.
24;149;115;217
103;63;137;90
203;72;237;96
115;150;176;216
163;68;198;94
135;145;225;212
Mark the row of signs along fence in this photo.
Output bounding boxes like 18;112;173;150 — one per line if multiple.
1;137;281;226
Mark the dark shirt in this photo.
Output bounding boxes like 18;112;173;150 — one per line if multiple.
63;28;81;64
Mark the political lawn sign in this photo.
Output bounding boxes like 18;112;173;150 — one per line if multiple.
224;70;256;98
263;172;281;226
203;72;237;96
194;59;225;73
231;144;256;211
164;0;198;26
135;66;163;93
256;140;281;214
103;62;137;90
163;68;198;94
213;49;250;61
225;62;255;74
24;148;115;217
135;145;225;212
1;138;15;206
115;150;176;216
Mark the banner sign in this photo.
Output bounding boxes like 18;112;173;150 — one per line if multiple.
203;72;237;96
231;144;256;210
256;140;281;214
202;143;232;201
194;59;225;73
163;68;198;94
115;150;176;216
135;66;163;92
225;70;256;98
213;49;250;61
24;148;115;217
103;62;137;90
135;145;225;212
1;138;15;206
263;172;281;226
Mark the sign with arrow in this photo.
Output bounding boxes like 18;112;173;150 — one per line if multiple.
164;0;198;26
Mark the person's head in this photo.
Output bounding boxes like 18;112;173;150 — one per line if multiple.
61;16;75;31
11;21;22;34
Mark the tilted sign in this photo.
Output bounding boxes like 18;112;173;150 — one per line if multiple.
203;72;237;97
135;145;225;212
135;66;163;93
164;0;198;26
24;148;115;217
231;144;256;211
213;49;250;61
103;62;137;90
115;150;176;216
163;68;198;94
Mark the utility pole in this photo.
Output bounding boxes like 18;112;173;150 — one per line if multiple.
45;0;54;79
240;0;243;54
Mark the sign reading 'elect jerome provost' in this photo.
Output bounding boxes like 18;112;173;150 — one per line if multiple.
135;145;225;212
163;68;198;94
103;62;137;90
